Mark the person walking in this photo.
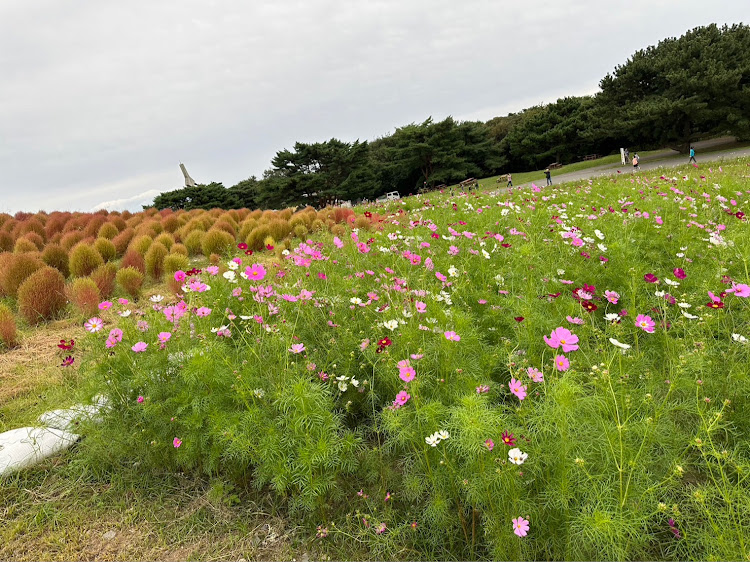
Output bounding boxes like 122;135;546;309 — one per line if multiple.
624;148;630;163
506;173;513;188
689;146;697;163
544;168;552;186
632;153;640;172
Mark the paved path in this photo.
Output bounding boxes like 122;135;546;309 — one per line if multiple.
517;144;750;189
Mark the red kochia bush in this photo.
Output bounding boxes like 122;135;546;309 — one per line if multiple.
121;248;146;274
66;277;100;317
90;262;117;298
17;267;67;324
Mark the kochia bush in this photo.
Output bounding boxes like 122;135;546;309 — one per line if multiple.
0;303;17;348
17;266;67;324
0;253;44;297
116;266;144;299
201;228;234;257
41;243;70;278
69;243;104;277
66;277;100;317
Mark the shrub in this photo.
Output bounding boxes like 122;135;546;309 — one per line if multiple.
154;232;175;250
170;243;188;257
66;277;101;317
90;262;117;298
13;237;39;253
69;243;104;277
201;229;234;257
0;231;13;252
0;253;44;297
116;266;144;299
17;267;67;324
41;243;70;278
293;224;308;239
163;253;190;277
267;219;292;242
121;249;146;274
145;241;168;280
60;231;84;251
129;235;153;256
112;227;135;256
93;237;117;262
83;215;107;239
246;225;271;250
212;220;236;238
97;222;119;240
162;215;182;233
0;303;17;348
23;232;45;250
184;230;204;256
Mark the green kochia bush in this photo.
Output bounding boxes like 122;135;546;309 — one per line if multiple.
79;159;750;561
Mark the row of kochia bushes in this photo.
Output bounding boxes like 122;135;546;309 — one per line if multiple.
0;205;369;349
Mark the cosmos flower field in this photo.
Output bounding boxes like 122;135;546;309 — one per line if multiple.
77;160;750;561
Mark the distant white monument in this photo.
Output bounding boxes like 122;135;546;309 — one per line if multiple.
180;163;197;187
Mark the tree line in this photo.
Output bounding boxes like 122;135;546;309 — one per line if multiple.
151;23;750;211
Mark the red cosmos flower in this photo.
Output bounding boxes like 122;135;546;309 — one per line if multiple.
583;284;596;294
364;211;372;218
245;249;254;255
736;211;745;220
500;431;516;446
58;339;75;350
61;356;75;367
582;301;598;312
514;317;525;322
376;336;392;353
237;242;248;250
266;244;274;251
501;243;512;248
644;273;659;283
706;301;724;309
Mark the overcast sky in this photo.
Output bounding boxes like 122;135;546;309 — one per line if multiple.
0;1;745;214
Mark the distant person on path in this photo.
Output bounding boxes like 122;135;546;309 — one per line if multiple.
624;148;630;163
544;168;552;186
507;173;513;188
689;146;697;163
632;154;640;171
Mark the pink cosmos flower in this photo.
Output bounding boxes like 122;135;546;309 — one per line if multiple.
566;316;584;325
554;355;570;371
333;236;344;249
289;343;306;354
485;438;495;451
108;328;123;342
512;517;529;537
174;270;186;282
195;306;212;317
604;290;620;304
527;367;543;382
444;331;461;342
132;342;148;353
158;332;172;344
173;437;182;448
137;396;144;403
84;317;104;333
436;272;447;283
205;266;219;275
508;378;527;400
635;314;656;333
98;301;113;310
543;327;579;352
118;298;129;305
415;301;427;313
245;264;267;281
399;366;416;383
476;384;490;394
729;283;750;297
392;390;411;408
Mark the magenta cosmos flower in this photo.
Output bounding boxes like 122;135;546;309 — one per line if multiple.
554;355;570;371
644;273;659;283
173;437;182;448
635;314;656;333
729;283;750;297
174;270;186;282
399;365;416;382
131;342;148;353
485;438;495;451
444;331;461;342
512;517;529;537
543;327;579;352
508;378;527;400
392;390;411;408
245;263;267;282
98;301;113;310
604;290;620;304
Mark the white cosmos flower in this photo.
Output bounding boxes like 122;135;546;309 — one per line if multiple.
604;313;620;322
609;338;631;350
664;278;680;287
338;381;349;392
557;269;565;276
350;297;362;305
223;270;236;282
383;319;399;331
425;434;440;447
508;448;528;465
595;229;605;240
437;430;450;441
731;333;748;344
597;243;608;252
448;265;459;278
682;311;699;320
282;249;290;256
118;310;132;317
678;302;691;309
482;249;491;259
350;377;360;387
150;294;164;303
227;261;239;270
654;290;666;297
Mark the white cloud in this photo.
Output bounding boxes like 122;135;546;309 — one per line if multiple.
91;189;164;212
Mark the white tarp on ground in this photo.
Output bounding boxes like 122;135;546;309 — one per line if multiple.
38;404;102;431
0;427;80;476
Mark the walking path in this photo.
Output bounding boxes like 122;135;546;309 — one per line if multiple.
520;143;750;189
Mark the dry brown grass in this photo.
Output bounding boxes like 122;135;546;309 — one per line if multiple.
0;319;82;406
